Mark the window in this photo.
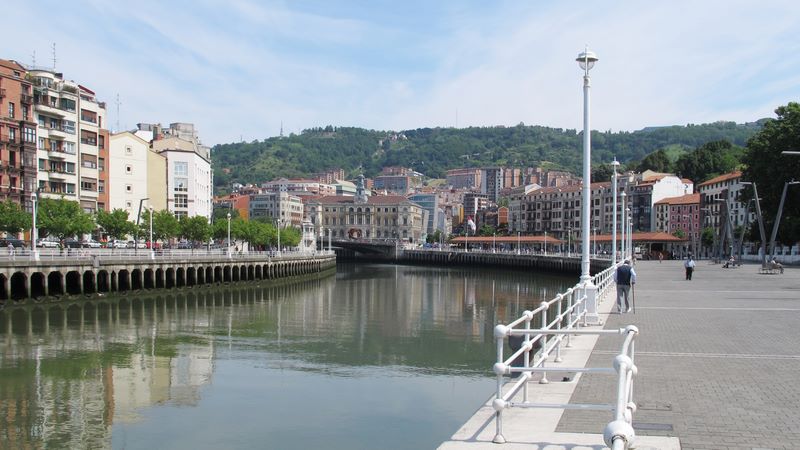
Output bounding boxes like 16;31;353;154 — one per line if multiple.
38;137;45;150
22;105;28;120
8;102;14;118
174;161;188;177
8;128;16;142
98;158;105;172
98;180;105;193
174;177;188;192
126;184;132;192
125;146;132;155
175;194;188;208
64;142;75;154
125;165;132;174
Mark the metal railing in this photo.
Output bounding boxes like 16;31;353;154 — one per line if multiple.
0;248;334;263
490;262;640;448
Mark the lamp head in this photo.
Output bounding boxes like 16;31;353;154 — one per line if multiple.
227;213;231;219
576;49;598;71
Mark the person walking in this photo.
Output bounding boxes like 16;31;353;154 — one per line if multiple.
684;255;696;280
614;259;636;313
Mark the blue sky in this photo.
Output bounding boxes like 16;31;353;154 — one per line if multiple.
3;0;799;145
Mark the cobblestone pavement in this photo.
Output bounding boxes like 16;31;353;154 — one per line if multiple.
557;260;800;450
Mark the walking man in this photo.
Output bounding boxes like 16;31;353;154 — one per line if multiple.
684;255;696;280
614;259;636;313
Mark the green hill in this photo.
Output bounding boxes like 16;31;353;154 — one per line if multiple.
211;121;764;192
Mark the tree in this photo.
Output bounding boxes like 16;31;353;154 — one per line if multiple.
675;140;743;183
37;198;94;240
636;149;674;173
145;209;180;242
592;163;615;182
97;209;137;242
179;215;211;249
701;227;715;248
672;229;686;239
0;200;32;235
478;224;495;236
742;102;800;245
279;226;301;247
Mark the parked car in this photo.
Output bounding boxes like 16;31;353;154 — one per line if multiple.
126;240;147;249
37;238;59;248
176;241;193;249
108;239;128;249
82;239;102;248
64;238;81;248
0;238;25;248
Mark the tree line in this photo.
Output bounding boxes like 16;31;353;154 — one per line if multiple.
0;199;301;250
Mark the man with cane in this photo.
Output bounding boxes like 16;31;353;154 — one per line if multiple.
613;259;637;314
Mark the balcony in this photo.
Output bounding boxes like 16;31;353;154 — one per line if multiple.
36;102;68;117
80;138;97;147
20;94;33;104
0;88;5;98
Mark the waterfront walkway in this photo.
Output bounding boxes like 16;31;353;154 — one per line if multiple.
442;260;800;449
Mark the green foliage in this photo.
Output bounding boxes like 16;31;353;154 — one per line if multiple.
96;209;137;241
427;229;442;244
636;149;674;173
145;209;180;242
212;122;762;189
478;224;495;236
672;229;686;239
674;140;744;183
37;198;94;240
0;200;32;234
179;215;211;245
212;207;239;221
701;227;715;247
279;226;301;247
742;102;800;244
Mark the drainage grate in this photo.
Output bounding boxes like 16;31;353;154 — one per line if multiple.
632;422;674;431
637;401;672;411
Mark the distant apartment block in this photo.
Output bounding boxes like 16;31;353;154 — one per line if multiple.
446;168;481;189
655;193;701;253
249;191;304;226
373;166;423;195
261;178;336;197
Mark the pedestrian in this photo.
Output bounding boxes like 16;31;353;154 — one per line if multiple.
7;242;14;258
684;255;696;280
658;252;663;263
613;259;636;313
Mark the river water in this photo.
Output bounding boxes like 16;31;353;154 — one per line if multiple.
0;263;573;449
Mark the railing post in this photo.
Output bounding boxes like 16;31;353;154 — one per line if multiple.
492;324;508;444
566;290;574;347
555;294;563;362
523;311;532;402
539;301;549;384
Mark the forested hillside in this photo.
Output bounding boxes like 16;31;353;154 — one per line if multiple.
212;121;765;191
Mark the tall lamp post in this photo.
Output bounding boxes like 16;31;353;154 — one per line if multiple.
627;208;633;260
275;218;282;256
620;191;626;260
567;226;572;257
30;189;40;261
611;158;619;264
577;46;598;283
517;231;520;255
149;206;154;259
741;182;768;268
226;212;232;258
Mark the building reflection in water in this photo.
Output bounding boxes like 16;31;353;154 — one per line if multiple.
0;264;571;448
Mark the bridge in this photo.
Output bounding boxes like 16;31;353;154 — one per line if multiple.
0;249;336;301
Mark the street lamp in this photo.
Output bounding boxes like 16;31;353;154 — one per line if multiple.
592;227;597;256
611;158;620;264
517;231;520;255
768;180;800;260
626;208;632;260
30;189;40;261
576;46;598;282
781;151;800;155
620;191;626;260
226;212;232;258
544;230;547;256
493;233;496;253
275;218;282;256
149;206;154;260
567;226;572;257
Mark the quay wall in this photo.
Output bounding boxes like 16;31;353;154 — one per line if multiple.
0;252;336;302
400;250;608;275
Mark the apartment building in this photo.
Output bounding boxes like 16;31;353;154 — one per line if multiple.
305;195;426;242
373;166;423;195
446;168;481;189
149;123;213;220
108;132;167;216
655;193;701;251
629;172;693;232
29;68;108;213
0;59;36;209
249;191;304;226
480;167;503;202
261;178;336;198
696;171;747;230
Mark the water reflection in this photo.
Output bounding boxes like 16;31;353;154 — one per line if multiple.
0;264;572;449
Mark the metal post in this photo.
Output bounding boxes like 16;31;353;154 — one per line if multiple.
517;231;520;255
226;212;231;258
149;206;154;259
31;190;40;261
544;231;547;256
742;182;768;268
577;47;598;284
135;197;149;256
620;192;626;260
276;219;281;256
612;158;619;264
769;181;799;260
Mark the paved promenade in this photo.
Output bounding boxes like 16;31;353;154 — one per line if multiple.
559;260;800;449
442;260;799;449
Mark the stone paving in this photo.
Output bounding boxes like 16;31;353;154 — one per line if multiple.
557;260;800;449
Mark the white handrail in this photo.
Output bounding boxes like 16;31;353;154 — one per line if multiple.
491;261;639;448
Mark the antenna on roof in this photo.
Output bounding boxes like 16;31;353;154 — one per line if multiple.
31;50;36;68
115;94;122;132
280;121;284;138
51;43;56;70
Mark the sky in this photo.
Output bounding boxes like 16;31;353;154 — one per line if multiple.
3;0;799;146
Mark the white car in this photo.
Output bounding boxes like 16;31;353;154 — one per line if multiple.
109;240;128;249
37;238;59;248
82;239;102;248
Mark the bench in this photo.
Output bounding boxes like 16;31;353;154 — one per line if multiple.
759;265;783;275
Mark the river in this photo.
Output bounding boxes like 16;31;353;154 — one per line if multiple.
0;263;574;449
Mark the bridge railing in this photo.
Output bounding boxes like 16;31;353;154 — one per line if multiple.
0;248;335;264
490;261;640;448
408;247;613;260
